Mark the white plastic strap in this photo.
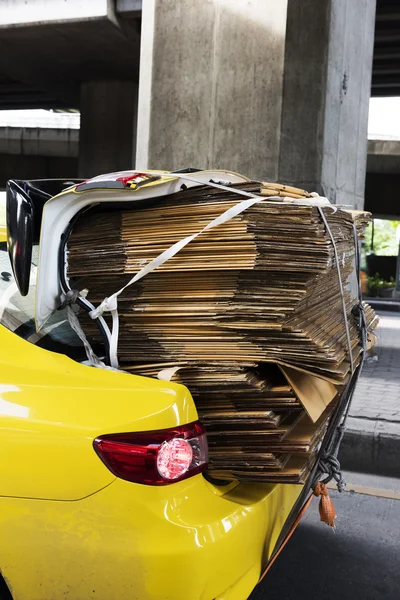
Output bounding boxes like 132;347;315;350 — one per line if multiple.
91;295;119;369
89;186;270;368
157;365;183;381
66;306;119;371
89;174;334;369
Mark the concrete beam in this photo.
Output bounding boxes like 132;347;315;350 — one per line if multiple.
373;47;400;60
0;154;78;188
0;127;78;158
365;139;400;216
0;0;111;26
367;139;400;174
365;172;400;218
375;30;400;43
116;0;142;17
372;85;400;96
0;123;79;187
368;139;400;156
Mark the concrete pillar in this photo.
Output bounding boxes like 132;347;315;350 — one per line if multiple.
136;0;287;178
279;0;377;208
136;0;376;208
79;80;138;178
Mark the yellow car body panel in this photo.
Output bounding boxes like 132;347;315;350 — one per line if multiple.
0;322;305;599
0;476;302;600
0;225;6;243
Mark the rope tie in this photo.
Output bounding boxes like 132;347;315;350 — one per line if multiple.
317;206;354;374
58;288;80;310
319;449;346;493
313;481;337;528
312;215;369;504
352;302;367;355
58;289;120;372
89;295;120;369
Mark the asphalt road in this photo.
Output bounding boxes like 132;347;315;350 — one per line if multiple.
250;474;400;600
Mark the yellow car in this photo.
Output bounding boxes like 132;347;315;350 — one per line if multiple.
0;174;309;600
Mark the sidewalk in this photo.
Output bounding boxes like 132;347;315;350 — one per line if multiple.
339;310;400;477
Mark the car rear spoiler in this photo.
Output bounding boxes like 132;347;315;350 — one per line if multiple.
6;179;83;295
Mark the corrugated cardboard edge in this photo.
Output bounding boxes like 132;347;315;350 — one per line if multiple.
279;365;338;423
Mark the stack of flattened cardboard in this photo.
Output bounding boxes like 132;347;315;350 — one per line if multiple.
66;180;378;482
204;407;334;483
126;362;337;482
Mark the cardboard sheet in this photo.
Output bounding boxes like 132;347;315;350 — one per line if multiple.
279;365;337;422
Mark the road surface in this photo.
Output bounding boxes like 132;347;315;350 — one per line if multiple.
251;473;400;600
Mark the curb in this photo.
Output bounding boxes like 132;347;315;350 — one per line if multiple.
339;426;400;478
363;298;400;312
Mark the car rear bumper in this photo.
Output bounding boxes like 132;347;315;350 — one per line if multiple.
0;475;303;600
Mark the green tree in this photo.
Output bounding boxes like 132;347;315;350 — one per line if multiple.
364;219;400;256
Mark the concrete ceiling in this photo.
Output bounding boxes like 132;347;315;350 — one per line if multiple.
0;2;141;109
373;0;400;96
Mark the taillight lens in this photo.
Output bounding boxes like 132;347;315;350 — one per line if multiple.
94;421;208;485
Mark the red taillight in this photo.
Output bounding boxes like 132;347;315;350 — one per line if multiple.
93;421;208;485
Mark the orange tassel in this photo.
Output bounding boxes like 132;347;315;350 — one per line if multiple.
313;481;337;528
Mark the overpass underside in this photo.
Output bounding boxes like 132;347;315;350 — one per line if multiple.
0;0;392;216
366;140;400;219
373;0;400;97
0;126;78;186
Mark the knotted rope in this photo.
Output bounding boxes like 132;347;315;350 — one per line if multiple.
59;289;120;372
312;217;370;526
